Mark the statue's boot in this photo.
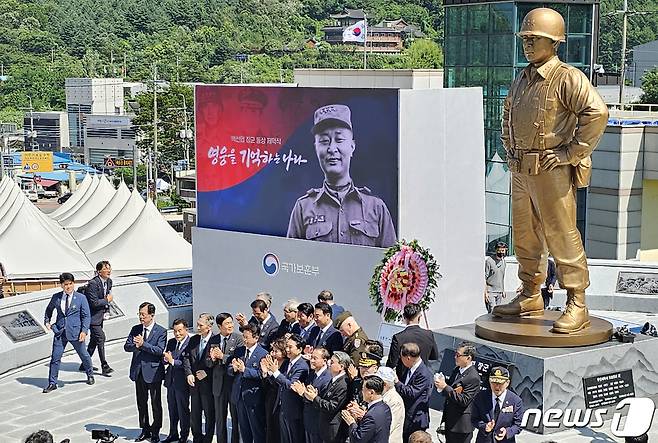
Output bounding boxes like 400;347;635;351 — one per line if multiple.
492;291;544;317
553;290;590;333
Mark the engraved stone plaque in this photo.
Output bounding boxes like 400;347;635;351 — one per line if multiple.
155;281;193;307
616;272;658;295
0;310;47;343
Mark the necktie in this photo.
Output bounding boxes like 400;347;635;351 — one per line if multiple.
494;397;501;422
315;330;324;347
143;327;149;341
65;294;70;312
405;370;412;385
221;336;227;353
176;340;181;352
245;349;251;362
199;337;206;358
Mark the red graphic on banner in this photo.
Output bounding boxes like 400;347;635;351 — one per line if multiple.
196;86;326;192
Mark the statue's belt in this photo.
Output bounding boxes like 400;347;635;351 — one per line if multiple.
507;149;547;175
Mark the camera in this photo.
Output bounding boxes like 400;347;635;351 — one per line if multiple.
91;429;117;442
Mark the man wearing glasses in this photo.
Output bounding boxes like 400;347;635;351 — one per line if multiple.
434;342;481;443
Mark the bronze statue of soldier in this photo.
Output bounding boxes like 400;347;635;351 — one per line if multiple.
492;8;609;334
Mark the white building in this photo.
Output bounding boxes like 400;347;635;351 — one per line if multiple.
65;78;124;149
587;109;658;261
84;114;136;167
631;39;658;87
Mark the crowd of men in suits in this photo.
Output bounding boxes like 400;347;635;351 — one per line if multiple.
42;273;526;443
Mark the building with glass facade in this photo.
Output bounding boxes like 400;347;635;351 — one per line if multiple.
443;0;599;251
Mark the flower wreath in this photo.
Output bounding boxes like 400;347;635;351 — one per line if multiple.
369;239;442;323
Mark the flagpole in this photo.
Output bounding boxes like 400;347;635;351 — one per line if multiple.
363;14;367;70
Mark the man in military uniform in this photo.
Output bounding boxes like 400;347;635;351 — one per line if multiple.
287;104;397;247
334;311;369;364
493;8;608;334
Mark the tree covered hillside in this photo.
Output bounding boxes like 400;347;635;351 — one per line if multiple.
1;0;657;126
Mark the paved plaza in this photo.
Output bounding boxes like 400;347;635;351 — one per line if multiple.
1;330;657;443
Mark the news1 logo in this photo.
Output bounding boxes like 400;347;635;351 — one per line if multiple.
522;397;655;437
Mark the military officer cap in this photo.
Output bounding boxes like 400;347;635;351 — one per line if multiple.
334;310;353;329
312;104;352;135
238;89;268;109
358;349;383;367
489;366;511;383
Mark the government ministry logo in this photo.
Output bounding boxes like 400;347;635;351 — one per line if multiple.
263;253;280;276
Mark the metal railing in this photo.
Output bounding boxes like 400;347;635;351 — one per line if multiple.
607;103;658;113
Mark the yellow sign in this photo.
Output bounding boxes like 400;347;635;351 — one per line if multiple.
22;152;53;173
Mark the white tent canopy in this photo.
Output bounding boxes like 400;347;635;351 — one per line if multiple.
57;175;116;228
51;174;100;222
77;189;145;252
68;180;131;240
48;173;94;219
0;177;94;279
87;198;192;274
0;173;192;281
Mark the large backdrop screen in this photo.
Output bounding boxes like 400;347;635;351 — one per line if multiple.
196;86;399;248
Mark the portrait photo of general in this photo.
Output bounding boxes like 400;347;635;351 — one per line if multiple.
195;86;400;247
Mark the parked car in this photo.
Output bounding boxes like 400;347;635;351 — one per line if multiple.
25;189;38;202
43;190;58;198
57;193;72;204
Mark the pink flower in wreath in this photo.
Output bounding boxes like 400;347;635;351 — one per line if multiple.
380;245;429;312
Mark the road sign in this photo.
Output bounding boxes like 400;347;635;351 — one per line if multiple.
104;157;133;168
22;152;53;173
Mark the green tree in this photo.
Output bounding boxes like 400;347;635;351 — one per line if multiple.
113;164;147;190
402;39;443;68
131;83;194;176
641;68;658;104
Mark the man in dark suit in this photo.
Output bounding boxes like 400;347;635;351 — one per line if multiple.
435;342;482;443
317;290;344;319
386;303;438;379
341;376;391;443
471;367;524;443
43;272;95;393
237;299;279;350
306;302;343;355
163;318;191;443
296;303;316;343
263;334;309;443
229;322;268;443
304;351;352;443
291;347;331;443
124;301;167;443
394;342;433;441
81;260;114;376
184;313;216;443
206;313;244;443
275;299;302;340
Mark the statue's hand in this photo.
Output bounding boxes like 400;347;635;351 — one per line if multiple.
541;149;569;171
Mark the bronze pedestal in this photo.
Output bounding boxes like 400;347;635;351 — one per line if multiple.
475;311;612;348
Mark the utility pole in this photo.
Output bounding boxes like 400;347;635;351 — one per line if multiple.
152;64;158;202
608;4;658;107
24;95;37;151
619;0;628;106
179;94;190;167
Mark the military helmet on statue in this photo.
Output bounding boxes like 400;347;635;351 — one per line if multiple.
517;8;566;43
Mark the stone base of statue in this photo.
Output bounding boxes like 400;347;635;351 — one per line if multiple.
474;311;613;347
430;322;658;434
